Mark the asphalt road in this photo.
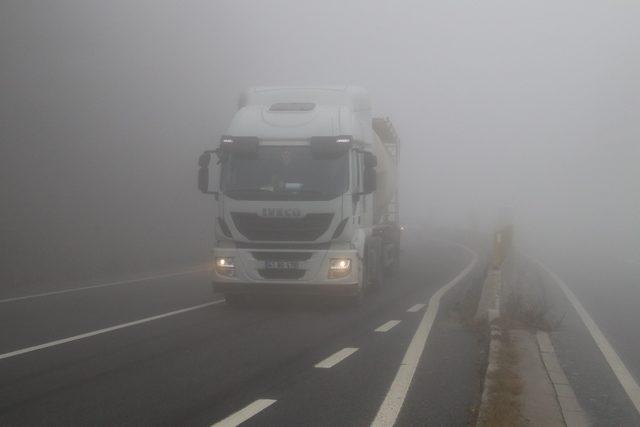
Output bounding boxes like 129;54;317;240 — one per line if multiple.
0;235;485;426
533;252;640;426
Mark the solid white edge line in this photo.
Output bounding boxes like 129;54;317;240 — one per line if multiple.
0;300;225;361
314;347;359;369
371;242;478;427
211;399;277;427
0;266;210;304
375;320;401;333
407;304;425;313
533;258;640;416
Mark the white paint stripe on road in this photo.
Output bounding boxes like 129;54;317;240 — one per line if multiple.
0;266;210;304
406;304;425;313
534;259;640;416
375;320;401;333
0;300;225;361
314;347;359;369
211;399;277;427
371;243;478;426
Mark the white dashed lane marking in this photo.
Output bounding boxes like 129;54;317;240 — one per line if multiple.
314;347;359;369
375;320;401;332
407;304;425;313
210;399;277;427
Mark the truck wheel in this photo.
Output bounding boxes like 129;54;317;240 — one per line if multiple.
345;288;363;307
368;242;384;290
385;248;400;277
374;261;385;289
345;256;367;307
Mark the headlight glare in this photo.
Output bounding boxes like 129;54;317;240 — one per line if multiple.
328;258;351;278
214;257;235;277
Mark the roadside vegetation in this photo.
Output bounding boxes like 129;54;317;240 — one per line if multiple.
478;322;523;427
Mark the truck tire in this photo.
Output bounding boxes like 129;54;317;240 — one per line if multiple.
385;247;400;277
368;240;384;290
345;288;363;307
345;254;368;307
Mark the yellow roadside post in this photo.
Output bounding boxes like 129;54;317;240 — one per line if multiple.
492;225;513;268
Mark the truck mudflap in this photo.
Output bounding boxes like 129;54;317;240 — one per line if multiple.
213;282;360;296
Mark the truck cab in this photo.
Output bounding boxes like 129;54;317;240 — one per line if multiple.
198;86;400;304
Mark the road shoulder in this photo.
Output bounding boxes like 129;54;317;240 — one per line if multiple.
476;244;588;426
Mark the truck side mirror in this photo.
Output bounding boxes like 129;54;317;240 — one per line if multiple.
198;152;218;196
198;152;210;193
362;152;377;194
199;152;211;168
363;152;377;169
363;165;377;194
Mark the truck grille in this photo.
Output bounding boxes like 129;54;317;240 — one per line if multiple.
251;252;313;261
231;213;334;241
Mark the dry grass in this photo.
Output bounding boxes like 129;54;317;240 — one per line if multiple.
504;264;566;332
505;289;553;331
477;327;524;427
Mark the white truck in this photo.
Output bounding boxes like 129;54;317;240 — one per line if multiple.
198;86;401;305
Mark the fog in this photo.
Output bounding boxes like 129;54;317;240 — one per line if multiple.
1;0;639;292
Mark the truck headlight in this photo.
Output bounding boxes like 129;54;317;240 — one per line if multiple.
328;258;351;279
215;257;235;277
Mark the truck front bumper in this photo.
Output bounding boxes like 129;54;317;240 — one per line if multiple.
214;281;359;296
211;246;360;296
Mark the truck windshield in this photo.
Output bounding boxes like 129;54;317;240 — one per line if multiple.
221;145;349;201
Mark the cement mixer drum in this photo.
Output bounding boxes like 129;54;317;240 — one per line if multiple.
371;117;400;225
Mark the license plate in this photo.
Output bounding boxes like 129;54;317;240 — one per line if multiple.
264;260;299;270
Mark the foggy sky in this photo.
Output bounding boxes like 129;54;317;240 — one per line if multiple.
1;1;639;289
